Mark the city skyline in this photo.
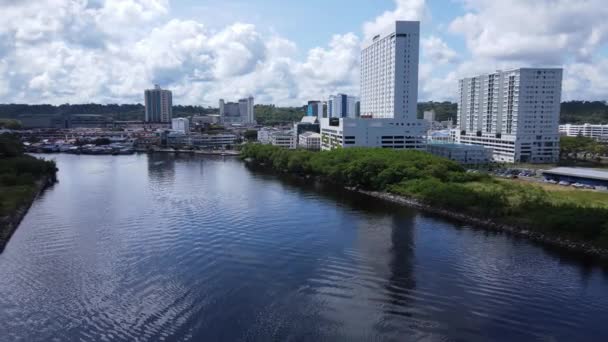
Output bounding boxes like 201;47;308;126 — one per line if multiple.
1;0;608;106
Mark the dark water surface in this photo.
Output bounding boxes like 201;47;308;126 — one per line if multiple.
1;154;608;341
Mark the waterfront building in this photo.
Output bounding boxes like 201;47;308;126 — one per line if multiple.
307;101;324;117
426;143;493;165
328;94;358;118
321;117;427;150
457;68;563;163
220;97;254;124
165;132;236;148
171;118;190;134
145;85;173;123
321;21;427;150
257;127;277;144
298;132;321;151
559;123;608;143
293;116;320;144
269;131;296;149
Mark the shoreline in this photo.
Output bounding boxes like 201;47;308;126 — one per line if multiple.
351;188;608;259
0;176;54;253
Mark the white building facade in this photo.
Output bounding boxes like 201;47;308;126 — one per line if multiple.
298;132;321;151
171;118;190;134
269;131;296;149
321;21;426;150
145;85;173;123
426;143;493;165
457;68;563;163
560;123;608;143
360;21;419;120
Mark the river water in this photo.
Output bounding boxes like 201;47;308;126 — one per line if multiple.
1;153;607;341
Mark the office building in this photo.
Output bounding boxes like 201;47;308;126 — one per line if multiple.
145;85;173;123
293;116;320;142
457;68;563;163
328;94;359;118
321;21;427;150
307;101;324;117
426;143;493;165
219;96;254;124
321;117;426;150
171;118;190;134
298;132;321;151
560;123;608;143
269;131;296;149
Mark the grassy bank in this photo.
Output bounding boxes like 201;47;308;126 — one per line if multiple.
0;134;57;219
241;144;608;248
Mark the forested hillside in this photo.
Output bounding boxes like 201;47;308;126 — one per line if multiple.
1;100;606;124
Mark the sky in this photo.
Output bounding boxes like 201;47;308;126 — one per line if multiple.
1;0;608;106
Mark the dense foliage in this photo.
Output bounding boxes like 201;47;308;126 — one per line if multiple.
0;134;57;217
417;102;457;122
560;136;608;162
0;103;215;121
254;105;306;125
242;144;608;247
0;119;22;130
561;101;608;124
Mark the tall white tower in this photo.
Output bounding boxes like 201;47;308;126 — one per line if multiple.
360;21;420;120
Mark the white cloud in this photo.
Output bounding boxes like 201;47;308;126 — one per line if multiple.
362;0;426;40
422;36;458;64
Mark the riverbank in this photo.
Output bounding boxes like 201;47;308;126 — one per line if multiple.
0;175;55;252
240;144;608;259
352;188;608;259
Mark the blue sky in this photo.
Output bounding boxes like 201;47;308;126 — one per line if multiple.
1;0;607;105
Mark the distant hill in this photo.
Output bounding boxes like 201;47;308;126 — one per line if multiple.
1;101;607;125
0;104;216;121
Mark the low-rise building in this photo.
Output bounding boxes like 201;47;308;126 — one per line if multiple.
171;118;190;134
542;167;608;188
426;143;493;165
269;131;296;149
320;117;427;150
559;123;608;143
298;132;321;151
165;132;236;148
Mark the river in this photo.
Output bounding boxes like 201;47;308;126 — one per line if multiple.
1;153;607;341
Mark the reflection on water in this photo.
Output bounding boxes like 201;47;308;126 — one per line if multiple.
0;153;607;341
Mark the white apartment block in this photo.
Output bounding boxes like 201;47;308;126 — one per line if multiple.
321;21;426;150
560;123;608;142
457;68;563;163
360;21;419;120
171;118;190;134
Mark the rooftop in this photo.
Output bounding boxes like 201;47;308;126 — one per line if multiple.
542;167;608;182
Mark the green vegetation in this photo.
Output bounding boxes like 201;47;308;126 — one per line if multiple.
0;134;57;217
254;105;305;125
560;136;608;163
242;144;608;247
243;130;258;141
561;101;608;124
0;119;22;130
417;102;457;122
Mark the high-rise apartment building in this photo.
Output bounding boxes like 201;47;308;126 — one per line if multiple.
145;85;173;123
360;21;419;120
320;21;426;150
219;97;254;124
457;68;563;163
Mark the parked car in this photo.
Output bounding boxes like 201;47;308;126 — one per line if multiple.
558;181;571;186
